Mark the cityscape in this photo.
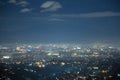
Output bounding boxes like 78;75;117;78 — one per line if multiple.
1;0;120;80
0;43;120;80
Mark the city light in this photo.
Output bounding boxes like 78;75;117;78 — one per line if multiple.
0;43;120;80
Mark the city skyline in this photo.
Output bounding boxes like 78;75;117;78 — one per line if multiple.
0;0;120;43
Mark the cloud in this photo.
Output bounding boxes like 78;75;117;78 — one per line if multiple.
20;8;32;13
51;11;120;18
79;11;120;17
17;1;29;7
49;18;64;21
8;0;16;4
8;0;31;13
8;0;29;7
40;1;62;12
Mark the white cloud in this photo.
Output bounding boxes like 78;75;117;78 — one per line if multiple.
20;8;32;13
17;1;29;7
51;11;120;18
8;0;31;13
49;18;64;21
40;1;62;12
79;11;120;17
8;0;29;7
8;0;16;4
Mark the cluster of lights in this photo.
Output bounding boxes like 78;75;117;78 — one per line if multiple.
35;61;45;68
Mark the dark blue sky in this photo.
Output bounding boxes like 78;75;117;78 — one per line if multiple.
0;0;120;43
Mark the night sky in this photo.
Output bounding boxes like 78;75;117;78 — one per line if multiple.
0;0;120;43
